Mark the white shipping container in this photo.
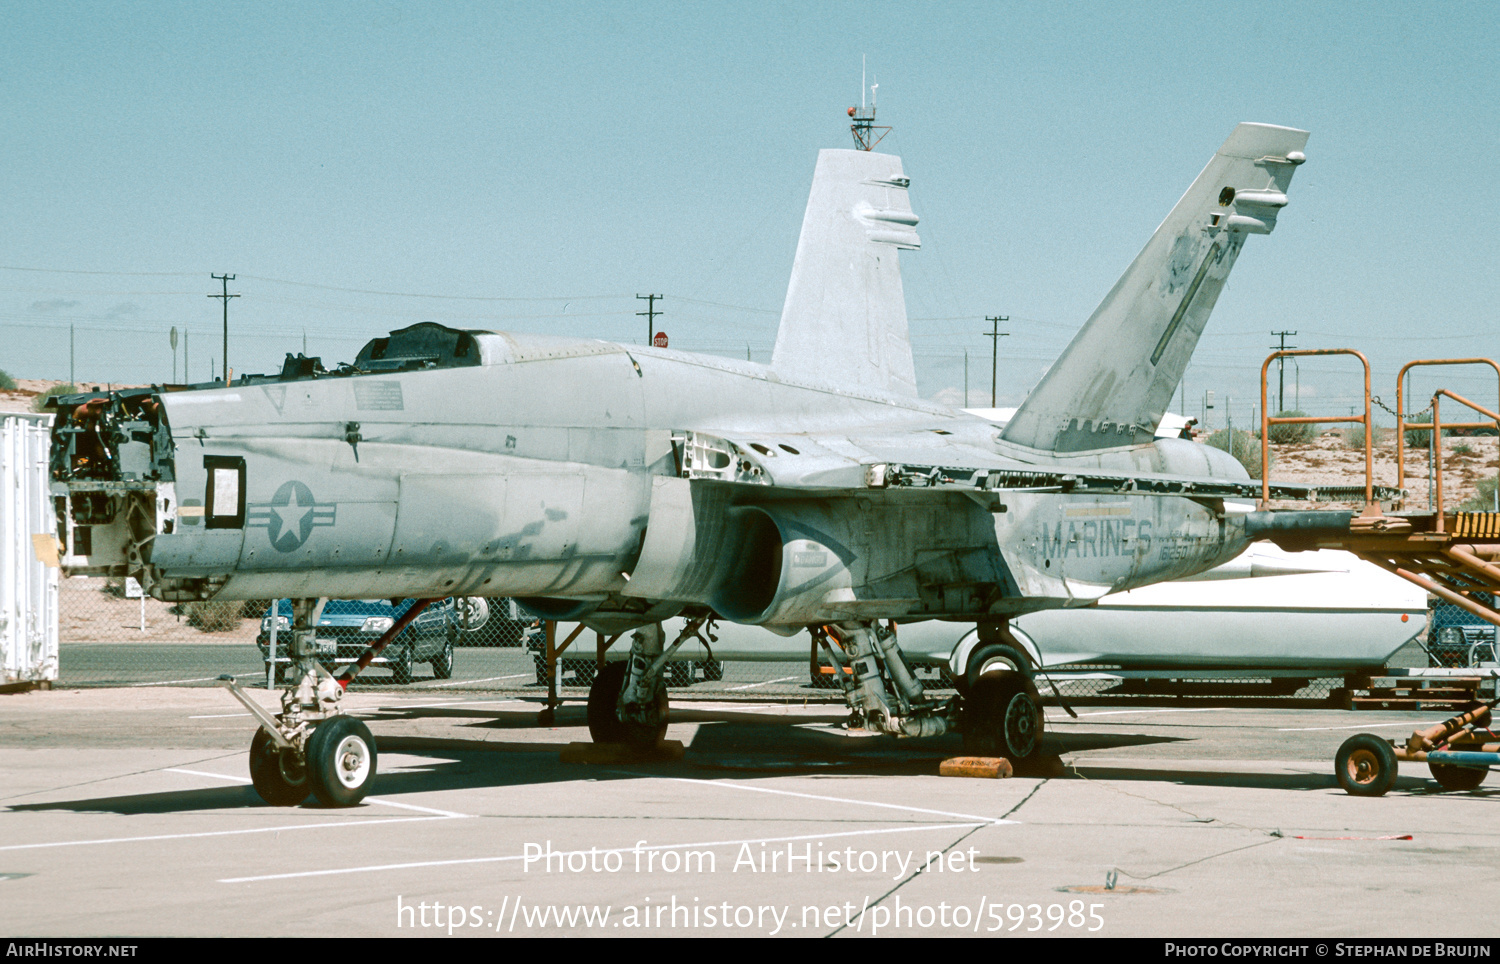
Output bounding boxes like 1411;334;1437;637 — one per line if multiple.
2;414;59;683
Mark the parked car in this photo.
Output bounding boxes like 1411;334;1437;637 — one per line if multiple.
257;598;458;684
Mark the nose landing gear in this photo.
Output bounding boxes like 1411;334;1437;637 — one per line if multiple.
223;597;436;807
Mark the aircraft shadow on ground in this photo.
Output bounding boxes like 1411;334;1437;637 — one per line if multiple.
8;784;269;815
2;713;1220;816
1049;732;1184;753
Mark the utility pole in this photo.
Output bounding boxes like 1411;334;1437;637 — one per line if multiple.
209;274;239;384
1271;330;1297;412
983;315;1009;408
636;294;663;346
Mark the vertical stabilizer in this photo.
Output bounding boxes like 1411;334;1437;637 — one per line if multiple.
772;149;920;396
1001;123;1309;453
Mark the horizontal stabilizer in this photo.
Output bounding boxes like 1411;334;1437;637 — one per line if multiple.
772;150;920;397
1002;123;1309;453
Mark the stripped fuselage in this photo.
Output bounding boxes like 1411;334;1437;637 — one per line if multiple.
55;330;1250;632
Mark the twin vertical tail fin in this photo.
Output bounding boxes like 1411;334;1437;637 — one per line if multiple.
1001;123;1309;453
772;149;920;397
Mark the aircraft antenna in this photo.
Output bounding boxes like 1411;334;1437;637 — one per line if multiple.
847;66;890;151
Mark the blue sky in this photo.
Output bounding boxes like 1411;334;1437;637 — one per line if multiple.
3;2;1496;426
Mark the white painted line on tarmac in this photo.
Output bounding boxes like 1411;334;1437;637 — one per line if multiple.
1053;707;1224;719
428;674;529;688
727;676;800;691
1275;720;1441;732
652;774;1017;826
667;702;781;712
362;797;472;819
377;698;527;710
166;767;250;784
0;816;447;853
128;677;222;686
219;822;984;883
188;713;253;719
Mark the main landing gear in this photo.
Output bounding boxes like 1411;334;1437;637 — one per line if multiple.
585;618;715;750
224;597;431;806
578;615;1046;765
816;619;1046;764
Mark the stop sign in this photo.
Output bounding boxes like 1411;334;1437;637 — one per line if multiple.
652;331;668;348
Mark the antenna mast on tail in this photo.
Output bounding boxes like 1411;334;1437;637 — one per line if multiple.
848;62;889;151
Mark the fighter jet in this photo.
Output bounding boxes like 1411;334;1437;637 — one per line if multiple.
47;122;1311;806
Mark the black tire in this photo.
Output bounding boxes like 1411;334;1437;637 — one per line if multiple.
306;716;377;807
1429;761;1488;792
432;635;454;680
533;650;549;686
390;642;414;685
248;728;309;806
587;661;667;748
702;659;724;682
1335;734;1399;796
962;677;1044;761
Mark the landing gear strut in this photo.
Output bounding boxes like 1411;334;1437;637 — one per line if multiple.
222;596;436;806
820;619;1046;764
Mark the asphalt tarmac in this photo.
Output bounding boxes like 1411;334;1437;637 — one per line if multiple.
1;686;1496;939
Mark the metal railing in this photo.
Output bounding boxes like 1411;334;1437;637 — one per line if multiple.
1394;359;1500;519
1431;388;1500;530
1260;349;1374;507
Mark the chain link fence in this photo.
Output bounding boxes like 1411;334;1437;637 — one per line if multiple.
51;580;1456;708
50;585;855;700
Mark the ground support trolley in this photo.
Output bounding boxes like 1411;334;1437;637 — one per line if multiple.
1335;698;1499;796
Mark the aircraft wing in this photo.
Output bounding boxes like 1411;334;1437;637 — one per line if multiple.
665;427;1386;503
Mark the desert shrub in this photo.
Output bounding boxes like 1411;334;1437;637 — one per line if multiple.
1459;476;1500;512
1341;424;1385;450
30;382;80;412
185;601;243;633
1206;428;1270;479
1268;410;1316;444
0;370;16;390
1404;419;1452;448
1454;442;1475;456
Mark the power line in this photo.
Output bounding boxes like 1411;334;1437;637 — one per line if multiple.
636;293;663;346
984;315;1009;408
209;274;239;384
1271;329;1297;412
